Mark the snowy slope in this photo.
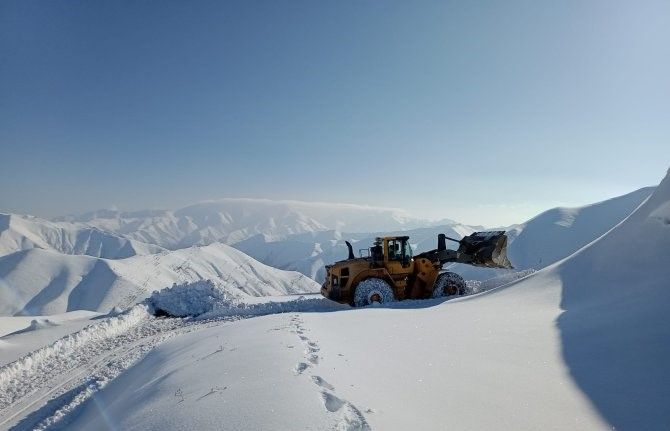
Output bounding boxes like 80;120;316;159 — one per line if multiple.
446;186;654;281
506;186;654;268
64;170;670;430
56;199;441;249
0;243;319;316
0;213;164;259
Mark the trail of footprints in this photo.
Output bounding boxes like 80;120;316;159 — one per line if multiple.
289;315;371;431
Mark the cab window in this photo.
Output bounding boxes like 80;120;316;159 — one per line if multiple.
403;240;412;260
387;239;402;260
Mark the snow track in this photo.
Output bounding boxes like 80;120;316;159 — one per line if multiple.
0;306;239;431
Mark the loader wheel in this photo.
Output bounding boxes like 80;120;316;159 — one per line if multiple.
353;278;395;307
432;272;467;298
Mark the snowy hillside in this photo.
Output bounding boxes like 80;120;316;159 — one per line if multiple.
0;243;319;316
56;199;441;249
0;213;164;259
444;186;654;281
53;170;670;430
506;186;655;268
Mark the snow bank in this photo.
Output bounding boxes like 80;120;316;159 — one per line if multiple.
0;305;149;406
147;280;346;318
147;280;227;317
465;269;537;294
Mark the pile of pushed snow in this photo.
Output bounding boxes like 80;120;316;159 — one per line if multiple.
147;280;346;318
147;280;226;317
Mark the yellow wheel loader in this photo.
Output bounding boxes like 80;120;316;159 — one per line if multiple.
321;231;512;307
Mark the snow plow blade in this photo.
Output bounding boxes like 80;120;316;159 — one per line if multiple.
457;231;513;269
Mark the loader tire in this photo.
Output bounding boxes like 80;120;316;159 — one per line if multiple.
432;272;466;298
353;278;395;307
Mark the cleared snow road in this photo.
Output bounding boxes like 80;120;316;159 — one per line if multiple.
0;307;241;431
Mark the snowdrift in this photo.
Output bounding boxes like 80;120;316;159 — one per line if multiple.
507;186;654;268
551;172;670;429
0;243;319;316
147;280;346;318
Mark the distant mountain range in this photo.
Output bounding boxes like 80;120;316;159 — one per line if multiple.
52;198;449;249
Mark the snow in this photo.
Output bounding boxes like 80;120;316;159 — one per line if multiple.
0;243;319;316
55;198;443;250
147;280;228;317
54;170;670;430
0;311;101;366
0;213;164;259
231;188;652;283
0;172;666;430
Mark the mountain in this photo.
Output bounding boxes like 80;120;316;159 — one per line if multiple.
0;243;319;316
0;213;164;259
55;199;441;249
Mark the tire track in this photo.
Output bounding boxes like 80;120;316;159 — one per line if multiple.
0;309;238;431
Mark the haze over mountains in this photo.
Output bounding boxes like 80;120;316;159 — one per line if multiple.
54;199;446;249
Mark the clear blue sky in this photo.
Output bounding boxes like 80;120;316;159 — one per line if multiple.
1;0;669;226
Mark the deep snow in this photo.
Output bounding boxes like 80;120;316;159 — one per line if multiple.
55;170;670;430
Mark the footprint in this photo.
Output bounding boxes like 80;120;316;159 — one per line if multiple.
337;403;371;431
299;335;309;342
294;362;310;375
308;354;320;364
321;391;345;412
311;375;334;390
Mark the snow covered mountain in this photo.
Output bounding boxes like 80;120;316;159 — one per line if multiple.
0;243;319;316
55;199;440;249
0;213;164;259
56;170;670;430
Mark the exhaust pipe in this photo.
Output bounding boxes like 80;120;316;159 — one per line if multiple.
345;241;355;260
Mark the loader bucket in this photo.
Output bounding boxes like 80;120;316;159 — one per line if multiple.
458;231;513;269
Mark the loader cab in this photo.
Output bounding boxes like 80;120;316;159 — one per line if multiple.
382;236;412;269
